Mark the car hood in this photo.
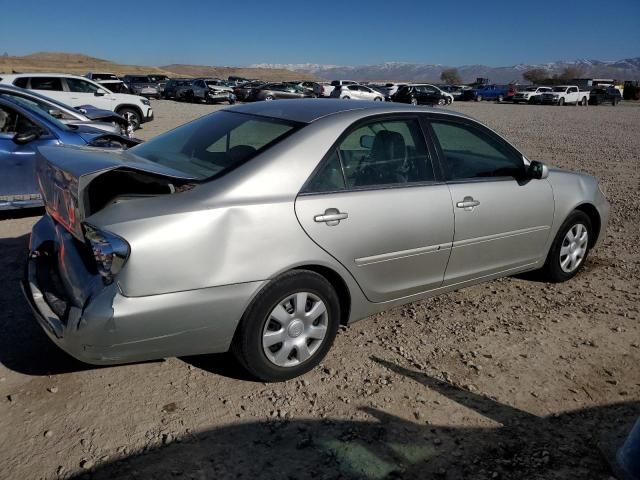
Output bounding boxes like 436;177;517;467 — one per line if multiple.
72;124;115;143
35;145;197;240
76;105;127;124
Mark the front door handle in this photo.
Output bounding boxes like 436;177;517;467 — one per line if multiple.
314;208;348;226
456;196;480;211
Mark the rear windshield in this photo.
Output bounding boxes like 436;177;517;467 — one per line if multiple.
130;111;303;180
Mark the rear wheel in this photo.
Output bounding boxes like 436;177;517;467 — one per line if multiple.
232;270;340;382
342;96;350;100
437;98;446;106
265;95;275;101
581;96;588;106
410;97;418;105
374;97;383;101
476;95;483;102
497;95;504;102
539;210;592;282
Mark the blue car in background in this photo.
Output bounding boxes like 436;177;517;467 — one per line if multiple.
463;84;515;102
0;95;139;210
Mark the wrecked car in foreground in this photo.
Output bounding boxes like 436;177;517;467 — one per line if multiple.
23;100;609;381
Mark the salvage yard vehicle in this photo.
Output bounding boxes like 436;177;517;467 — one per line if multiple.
464;84;512;102
0;95;139;210
314;82;335;97
233;81;266;101
162;78;191;100
390;84;453;105
512;86;552;104
330;84;385;101
85;72;129;94
23;99;609;382
588;86;622;105
0;73;154;129
176;78;236;104
439;85;468;101
541;86;589;106
121;75;161;99
0;84;131;136
245;83;314;101
147;74;170;96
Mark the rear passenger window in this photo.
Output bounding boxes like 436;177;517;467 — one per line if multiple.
29;77;63;91
13;77;28;88
304;151;345;193
304;118;434;193
430;121;524;180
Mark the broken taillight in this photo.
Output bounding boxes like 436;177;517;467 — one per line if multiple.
83;223;130;285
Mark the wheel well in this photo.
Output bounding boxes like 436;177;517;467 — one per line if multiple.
295;265;351;326
575;203;601;247
115;104;143;118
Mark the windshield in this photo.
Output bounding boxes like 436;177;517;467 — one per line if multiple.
92;73;118;81
130;111;303;180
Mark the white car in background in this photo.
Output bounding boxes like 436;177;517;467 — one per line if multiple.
512;86;552;104
383;82;408;99
0;73;153;129
330;84;385;101
313;82;335;97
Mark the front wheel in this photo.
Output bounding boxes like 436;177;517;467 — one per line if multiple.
410;97;418;105
437;98;446;106
476;95;482;102
116;108;141;130
539;210;592;282
341;96;350;100
497;95;504;102
232;270;340;381
558;97;565;106
374;97;383;101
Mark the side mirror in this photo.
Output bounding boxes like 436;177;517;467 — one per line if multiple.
48;109;63;119
94;90;106;97
13;130;41;145
360;135;374;149
528;160;549;180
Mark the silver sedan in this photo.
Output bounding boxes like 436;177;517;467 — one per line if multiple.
23;100;609;381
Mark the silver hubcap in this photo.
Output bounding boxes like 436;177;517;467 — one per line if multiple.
262;292;328;368
560;223;588;273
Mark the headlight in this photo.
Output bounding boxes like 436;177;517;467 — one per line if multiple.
553;94;560;98
83;223;130;285
141;99;150;106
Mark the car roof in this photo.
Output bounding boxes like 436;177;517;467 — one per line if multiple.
0;72;90;79
224;99;471;124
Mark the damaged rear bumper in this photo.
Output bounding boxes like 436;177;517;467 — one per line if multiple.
23;214;265;365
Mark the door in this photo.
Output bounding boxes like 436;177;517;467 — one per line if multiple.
427;118;554;285
295;116;454;302
420;86;440;104
0;103;56;203
63;77;113;109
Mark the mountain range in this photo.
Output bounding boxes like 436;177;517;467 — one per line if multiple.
250;58;640;83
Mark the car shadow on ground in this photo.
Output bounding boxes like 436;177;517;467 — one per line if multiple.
0;232;94;376
71;357;638;480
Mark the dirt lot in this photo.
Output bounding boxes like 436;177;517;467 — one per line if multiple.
1;100;639;480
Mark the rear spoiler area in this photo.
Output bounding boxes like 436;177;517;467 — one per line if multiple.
36;145;197;240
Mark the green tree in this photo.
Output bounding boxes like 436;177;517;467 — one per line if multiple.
440;68;462;85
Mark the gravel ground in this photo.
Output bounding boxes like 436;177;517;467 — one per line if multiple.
1;100;639;480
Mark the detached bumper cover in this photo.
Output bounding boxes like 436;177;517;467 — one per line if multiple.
23;215;265;365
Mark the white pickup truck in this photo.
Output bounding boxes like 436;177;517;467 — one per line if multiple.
540;85;590;106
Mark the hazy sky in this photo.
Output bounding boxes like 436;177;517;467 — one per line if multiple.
1;0;638;67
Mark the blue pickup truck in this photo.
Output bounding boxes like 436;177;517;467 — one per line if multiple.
463;84;515;102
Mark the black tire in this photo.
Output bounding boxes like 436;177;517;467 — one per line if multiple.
342;96;350;100
558;97;565;106
497;95;504;102
539;210;592;283
232;270;341;382
410;97;418;105
265;95;275;101
476;95;482;102
116;107;141;130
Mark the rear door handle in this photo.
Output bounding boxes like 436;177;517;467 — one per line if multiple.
456;196;480;211
314;208;348;226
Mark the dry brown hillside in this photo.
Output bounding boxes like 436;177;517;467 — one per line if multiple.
0;52;315;81
161;64;316;81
